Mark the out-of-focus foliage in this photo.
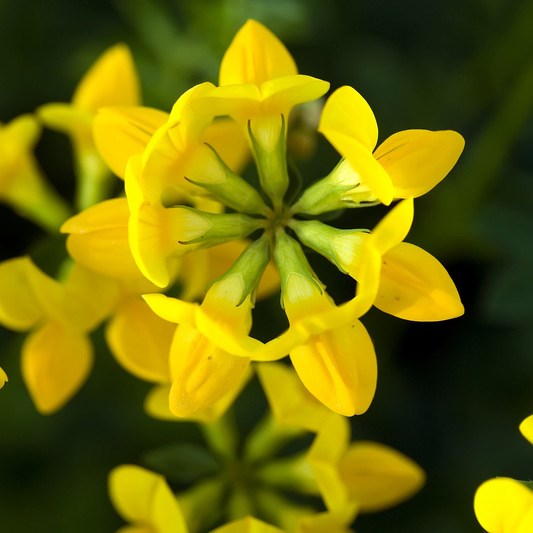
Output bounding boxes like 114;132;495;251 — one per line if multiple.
1;0;532;531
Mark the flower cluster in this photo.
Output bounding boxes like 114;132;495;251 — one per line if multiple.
0;18;466;532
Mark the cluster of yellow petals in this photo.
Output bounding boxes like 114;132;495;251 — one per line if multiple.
0;19;465;432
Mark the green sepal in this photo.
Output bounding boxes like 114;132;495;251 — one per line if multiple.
256;453;319;495
143;442;221;484
214;236;271;306
273;230;323;308
186;143;270;215
290;218;369;274
291;158;377;215
177;207;264;246
178;477;226;532
248;115;289;213
244;413;303;463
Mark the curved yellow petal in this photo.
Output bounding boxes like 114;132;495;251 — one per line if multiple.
256;362;331;432
93;106;168;179
126;156;192;288
319;86;378;152
62;198;143;280
63;263;120;331
219;19;297;87
201;118;250;174
261;75;330;114
21;322;93;414
339;441;425;512
474;477;533;533
376;242;464;321
109;465;187;533
140;83;216;203
519;415;533;445
0;257;47;330
320;131;393;206
0;367;7;389
290;319;377;416
106;297;174;383
168;324;251;417
0;113;40;152
370;198;414;254
145;367;251;423
306;414;351;512
374;129;465;198
37;103;93;139
73;44;140;111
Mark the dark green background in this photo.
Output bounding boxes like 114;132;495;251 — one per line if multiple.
1;0;532;531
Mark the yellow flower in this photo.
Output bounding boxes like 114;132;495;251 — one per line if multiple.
144;274;261;417
37;43;140;208
260;231;379;416
315;85;465;207
109;465;188;533
474;415;533;532
0;114;70;230
307;413;425;514
0;257;118;413
293;198;464;322
194;20;329;209
475;478;533;533
138;82;251;206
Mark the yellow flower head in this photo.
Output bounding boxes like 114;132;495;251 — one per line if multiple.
38;43;141;209
317;85;465;206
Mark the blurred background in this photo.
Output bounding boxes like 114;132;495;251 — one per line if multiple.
1;0;532;531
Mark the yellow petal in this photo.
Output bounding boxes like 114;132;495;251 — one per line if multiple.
219;19;297;86
201;118;250;174
145;367;251;423
261;75;330;114
192;276;264;357
93;106;168;179
370;198;414;254
0;257;47;330
376;242;464;321
106;297;174;383
519;415;533;445
319;86;378;151
474;477;533;533
63;263;120;330
374;129;465;198
0;114;40;152
212;517;283;533
73;44;140;111
21;322;93;414
126;156;192;288
62;198;143;280
140;83;216;203
0;367;8;389
37;103;93;140
109;465;187;532
256;362;332;432
168;323;251;417
320;131;393;205
306;414;351;511
339;441;425;512
290;319;377;416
